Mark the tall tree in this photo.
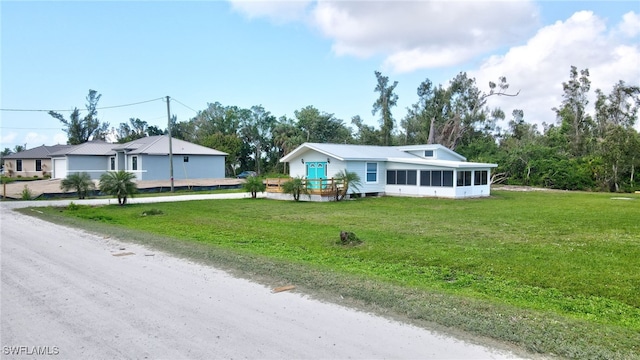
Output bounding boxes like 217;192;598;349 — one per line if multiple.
169;115;196;142
593;82;640;191
553;66;594;157
295;105;352;144
240;105;276;175
352;115;382;145
372;71;399;146
199;132;243;176
49;89;110;145
403;73;517;150
272;116;305;173
115;118;152;143
594;80;640;137
193;102;242;141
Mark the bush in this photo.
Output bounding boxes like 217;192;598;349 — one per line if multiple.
20;185;32;200
242;176;266;199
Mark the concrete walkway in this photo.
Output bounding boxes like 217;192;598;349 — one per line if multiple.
1;192;266;210
1;178;244;199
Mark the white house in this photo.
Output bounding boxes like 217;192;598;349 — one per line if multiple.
269;142;497;200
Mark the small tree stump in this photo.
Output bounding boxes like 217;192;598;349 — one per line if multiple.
339;231;362;245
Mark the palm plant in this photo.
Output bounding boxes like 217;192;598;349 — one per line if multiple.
99;170;137;205
334;170;361;201
60;172;95;199
282;177;310;201
242;176;266;199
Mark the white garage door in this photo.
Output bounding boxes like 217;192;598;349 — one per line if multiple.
53;159;67;179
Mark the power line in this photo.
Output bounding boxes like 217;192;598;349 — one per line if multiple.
170;97;199;114
0;97;165;112
0;127;61;130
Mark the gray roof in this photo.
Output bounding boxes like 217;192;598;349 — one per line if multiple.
49;141;116;157
46;136;227;158
114;136;227;156
4;144;73;159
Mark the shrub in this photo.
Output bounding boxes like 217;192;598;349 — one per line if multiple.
61;172;95;199
20;185;32;200
282;177;309;201
242;176;266;199
99;171;137;205
333;170;362;201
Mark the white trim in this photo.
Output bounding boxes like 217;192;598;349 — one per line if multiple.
365;162;379;184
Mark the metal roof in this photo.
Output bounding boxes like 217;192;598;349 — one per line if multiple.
49;141;116;156
42;136;226;158
280;143;419;162
116;136;227;156
4;144;73;159
279;142;496;169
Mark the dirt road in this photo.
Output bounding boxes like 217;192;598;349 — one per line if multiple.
1;206;523;359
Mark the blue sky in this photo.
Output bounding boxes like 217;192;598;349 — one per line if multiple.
1;0;639;150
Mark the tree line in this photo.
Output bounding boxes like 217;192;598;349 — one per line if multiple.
4;66;635;192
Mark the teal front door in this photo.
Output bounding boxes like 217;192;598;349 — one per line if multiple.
306;162;327;189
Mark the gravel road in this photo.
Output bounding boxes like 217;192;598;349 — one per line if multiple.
1;202;524;359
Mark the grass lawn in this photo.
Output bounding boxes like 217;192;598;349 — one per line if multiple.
23;190;640;359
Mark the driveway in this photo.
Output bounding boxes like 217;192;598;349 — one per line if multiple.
1;203;524;359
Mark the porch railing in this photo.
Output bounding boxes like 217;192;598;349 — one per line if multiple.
265;177;346;196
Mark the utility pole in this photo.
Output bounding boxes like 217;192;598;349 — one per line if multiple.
166;96;174;192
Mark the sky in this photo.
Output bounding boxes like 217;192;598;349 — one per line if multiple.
1;0;639;151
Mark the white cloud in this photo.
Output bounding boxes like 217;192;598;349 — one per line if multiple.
471;11;640;131
229;0;540;73
24;132;49;147
617;11;640;37
229;0;313;23
1;132;18;147
311;1;539;72
53;133;68;145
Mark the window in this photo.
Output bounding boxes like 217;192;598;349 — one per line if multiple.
424;150;434;157
183;156;189;163
474;170;488;185
457;171;472;186
386;170;417;185
431;170;441;186
420;170;453;187
386;170;396;185
16;159;22;172
407;170;417;185
36;159;42;171
132;156;138;171
443;171;454;187
366;162;377;183
110;157;115;171
420;170;431;186
397;170;407;185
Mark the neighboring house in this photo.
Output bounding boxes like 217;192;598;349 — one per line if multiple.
49;141;120;179
3;144;72;178
268;142;497;200
110;135;227;180
50;135;227;180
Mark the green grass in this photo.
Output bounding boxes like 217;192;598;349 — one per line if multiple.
24;190;640;359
